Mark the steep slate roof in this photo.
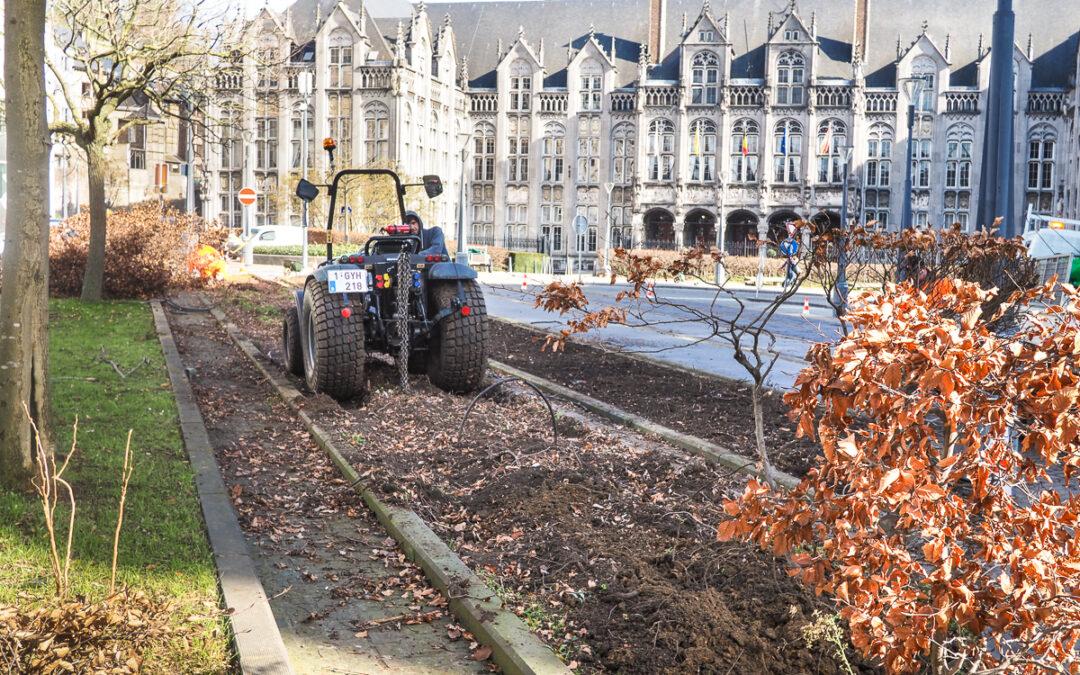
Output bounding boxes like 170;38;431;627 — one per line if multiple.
283;0;1080;89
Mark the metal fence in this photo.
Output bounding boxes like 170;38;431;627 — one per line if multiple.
641;239;679;251
504;237;543;252
468;234;495;246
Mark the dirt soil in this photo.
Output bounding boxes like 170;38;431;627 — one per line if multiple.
166;300;485;674
203;278;878;674
487;320;821;477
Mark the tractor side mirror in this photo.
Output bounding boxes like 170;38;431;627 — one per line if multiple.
296;179;320;202
422;175;443;199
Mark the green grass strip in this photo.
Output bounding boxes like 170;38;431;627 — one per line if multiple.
0;299;230;672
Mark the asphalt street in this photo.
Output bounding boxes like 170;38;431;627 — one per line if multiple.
481;280;844;389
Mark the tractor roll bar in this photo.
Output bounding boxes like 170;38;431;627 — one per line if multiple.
324;169;408;263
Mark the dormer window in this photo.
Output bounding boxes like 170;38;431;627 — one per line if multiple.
699;30;715;42
690;51;720;105
784;29;800;41
509;60;532;111
579;60;602;111
776;51;805;105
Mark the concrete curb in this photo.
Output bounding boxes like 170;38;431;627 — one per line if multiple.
206;305;571;675
488;358;801;491
150;302;294;675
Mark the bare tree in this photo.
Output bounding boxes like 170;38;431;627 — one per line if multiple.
536;240;816;488
0;0;50;489
46;0;244;300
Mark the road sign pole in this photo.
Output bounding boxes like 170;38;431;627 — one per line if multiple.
237;186;258;266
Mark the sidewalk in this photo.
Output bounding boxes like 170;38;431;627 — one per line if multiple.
478;270;844;310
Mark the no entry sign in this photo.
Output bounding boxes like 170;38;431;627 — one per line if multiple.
238;187;257;207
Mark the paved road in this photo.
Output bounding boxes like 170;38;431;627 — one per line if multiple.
481;280;844;389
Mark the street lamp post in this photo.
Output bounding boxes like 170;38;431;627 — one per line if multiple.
602;181;614;277
298;70;314;272
455;129;471;266
900;76;925;232
835;143;854;312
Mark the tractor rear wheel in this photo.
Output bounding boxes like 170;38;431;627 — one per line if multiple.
282;305;303;376
427;280;487;393
301;279;366;399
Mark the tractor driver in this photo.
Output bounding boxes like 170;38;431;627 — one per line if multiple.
404;210;449;258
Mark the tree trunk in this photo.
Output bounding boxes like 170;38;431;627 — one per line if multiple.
80;143;108;301
0;0;51;490
751;382;778;489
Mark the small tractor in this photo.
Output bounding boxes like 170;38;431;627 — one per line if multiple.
282;168;488;399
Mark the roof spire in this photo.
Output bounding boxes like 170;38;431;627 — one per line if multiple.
896;34;901;60
944;33;951;61
681;12;688;37
395;21;405;59
977;33;984;59
539;37;545;64
810;11;816;38
588;23;595;41
920;19;929;36
460;56;469;85
1026;33;1033;60
611;34;616;59
497;38;504;59
703;0;710;15
315;2;322;29
417;1;426;15
518;25;524;40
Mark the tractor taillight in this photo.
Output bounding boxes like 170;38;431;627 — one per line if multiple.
341;307;352;319
460;305;471;316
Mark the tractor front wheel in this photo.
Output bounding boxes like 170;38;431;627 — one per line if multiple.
301;279;366;399
427;280;487;393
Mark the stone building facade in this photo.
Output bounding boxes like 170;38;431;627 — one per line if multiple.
206;0;1080;269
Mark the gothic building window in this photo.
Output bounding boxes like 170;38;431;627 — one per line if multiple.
688;118;717;182
575;188;599;252
865;123;893;189
611;123;636;183
580;60;602;111
328;93;352;164
255;95;278;170
540;186;564;252
1026;126;1057;214
912;56;936;112
691;51;720;105
610;186;634;248
816;119;847;183
509;60;532;111
217;103;242;227
429;110;439;172
647;118;675;181
291;102;314;169
127;123;146;170
255;174;277;226
577;116;601;184
912;138;932;189
473;122;495;181
542;122;565;183
864;190;890;228
944;124;973;227
776;51;805;106
730;118;759;183
773;119;802;183
471;184;495;243
364;103;389;162
508;116;529;182
328;36;353;89
257;46;278;89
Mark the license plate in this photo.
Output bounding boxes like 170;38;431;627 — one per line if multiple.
327;269;369;294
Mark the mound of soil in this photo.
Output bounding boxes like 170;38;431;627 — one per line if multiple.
486;320;821;477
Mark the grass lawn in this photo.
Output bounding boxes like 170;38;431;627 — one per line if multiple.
0;300;231;673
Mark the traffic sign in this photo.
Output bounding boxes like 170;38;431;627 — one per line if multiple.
238;186;257;207
572;214;589;236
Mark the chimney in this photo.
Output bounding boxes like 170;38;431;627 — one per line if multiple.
648;0;666;64
853;0;870;63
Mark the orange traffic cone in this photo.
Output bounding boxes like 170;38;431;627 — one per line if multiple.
802;298;810;317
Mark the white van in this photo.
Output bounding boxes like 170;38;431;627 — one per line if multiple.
250;225;305;247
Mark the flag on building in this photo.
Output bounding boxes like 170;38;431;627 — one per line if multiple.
741;133;750;156
779;128;787;155
820;123;833;155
